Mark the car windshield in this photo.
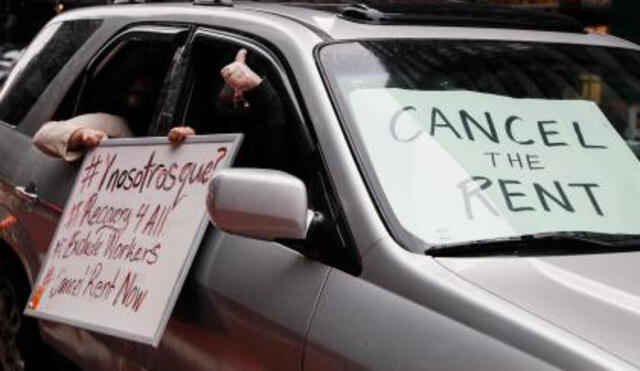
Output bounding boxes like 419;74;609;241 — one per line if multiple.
319;39;640;249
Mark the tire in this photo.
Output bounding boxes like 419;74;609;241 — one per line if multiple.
0;257;76;371
0;258;81;371
0;265;26;371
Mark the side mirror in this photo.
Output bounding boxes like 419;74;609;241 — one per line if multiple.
206;168;312;241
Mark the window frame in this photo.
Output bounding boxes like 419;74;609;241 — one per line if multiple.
59;24;191;137
176;28;307;136
176;27;361;274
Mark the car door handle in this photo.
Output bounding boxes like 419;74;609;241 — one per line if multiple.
15;183;39;205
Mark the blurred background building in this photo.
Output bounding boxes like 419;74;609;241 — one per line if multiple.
1;0;109;45
493;0;611;33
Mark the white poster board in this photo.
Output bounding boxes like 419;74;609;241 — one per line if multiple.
24;134;242;346
348;89;640;244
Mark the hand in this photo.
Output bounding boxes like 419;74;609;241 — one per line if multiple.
220;49;263;102
168;126;195;145
69;128;107;151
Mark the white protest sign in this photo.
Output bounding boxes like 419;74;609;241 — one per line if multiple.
25;134;242;346
348;89;640;245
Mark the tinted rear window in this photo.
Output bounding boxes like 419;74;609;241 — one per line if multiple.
0;19;102;125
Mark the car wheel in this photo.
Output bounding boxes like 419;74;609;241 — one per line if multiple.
0;274;25;371
0;259;80;371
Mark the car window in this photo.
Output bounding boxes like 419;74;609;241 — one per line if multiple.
55;31;184;137
0;19;102;125
19;28;187;208
180;36;296;171
179;33;360;273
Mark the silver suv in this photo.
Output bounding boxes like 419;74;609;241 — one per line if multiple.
1;1;640;370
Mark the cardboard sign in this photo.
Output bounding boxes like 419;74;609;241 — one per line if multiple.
348;89;640;244
25;134;242;346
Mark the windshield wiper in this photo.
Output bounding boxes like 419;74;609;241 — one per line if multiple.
428;232;640;257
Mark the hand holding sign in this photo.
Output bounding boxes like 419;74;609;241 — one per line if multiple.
69;128;108;151
168;126;196;145
69;126;196;153
25;134;242;346
220;49;263;105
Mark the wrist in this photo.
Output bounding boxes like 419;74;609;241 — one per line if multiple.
245;76;263;92
68;128;87;150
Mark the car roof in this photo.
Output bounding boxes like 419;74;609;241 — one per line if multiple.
54;1;640;51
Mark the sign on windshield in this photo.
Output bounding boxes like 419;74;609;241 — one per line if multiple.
349;89;640;245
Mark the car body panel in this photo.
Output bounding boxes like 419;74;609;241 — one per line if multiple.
0;123;43;282
128;229;330;370
358;237;638;370
438;252;640;368
0;125;128;370
306;267;560;371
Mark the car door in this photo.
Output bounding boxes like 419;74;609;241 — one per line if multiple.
129;28;360;371
2;23;189;371
0;19;107;369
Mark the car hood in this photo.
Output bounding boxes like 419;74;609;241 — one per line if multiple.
436;252;640;367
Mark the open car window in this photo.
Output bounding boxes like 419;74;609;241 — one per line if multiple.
177;32;360;272
53;27;187;138
22;28;187;206
180;35;294;171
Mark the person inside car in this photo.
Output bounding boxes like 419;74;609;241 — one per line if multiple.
33;48;279;163
33;68;196;161
216;48;287;168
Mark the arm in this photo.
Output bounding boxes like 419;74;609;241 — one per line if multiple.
34;114;194;162
243;78;287;168
33;113;130;162
168;126;195;144
243;78;285;131
221;50;287;168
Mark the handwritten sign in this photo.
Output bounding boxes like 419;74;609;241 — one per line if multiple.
24;134;241;346
348;89;640;244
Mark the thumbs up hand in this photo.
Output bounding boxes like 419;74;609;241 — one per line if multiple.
221;49;263;98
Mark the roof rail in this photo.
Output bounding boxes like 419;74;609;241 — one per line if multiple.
112;0;146;4
339;1;584;33
110;0;233;5
193;0;233;6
